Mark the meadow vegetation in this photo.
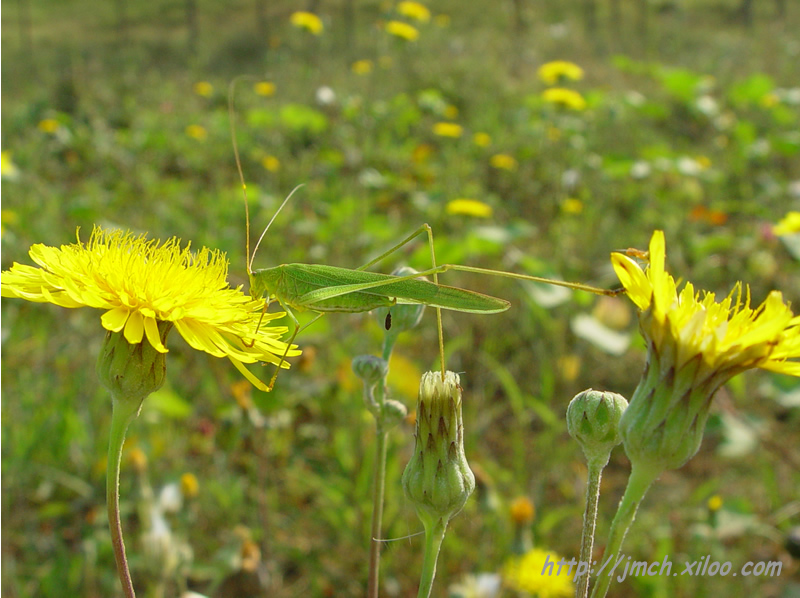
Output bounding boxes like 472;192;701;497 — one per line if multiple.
2;0;799;596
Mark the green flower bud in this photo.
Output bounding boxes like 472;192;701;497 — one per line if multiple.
352;355;389;387
96;324;171;407
567;389;628;468
374;267;426;335
402;371;475;528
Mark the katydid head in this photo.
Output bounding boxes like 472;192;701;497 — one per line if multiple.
248;267;283;302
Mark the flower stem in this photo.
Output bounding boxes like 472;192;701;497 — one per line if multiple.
367;420;388;598
107;396;142;598
366;335;396;598
590;464;658;598
416;518;447;598
575;459;605;598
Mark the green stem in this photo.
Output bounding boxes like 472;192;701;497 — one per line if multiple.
417;518;447;598
590;463;659;598
107;396;142;598
575;458;606;598
367;420;388;598
366;334;396;598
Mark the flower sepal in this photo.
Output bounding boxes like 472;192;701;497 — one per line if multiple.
97;324;171;408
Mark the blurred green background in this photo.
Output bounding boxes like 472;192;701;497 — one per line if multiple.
2;0;799;596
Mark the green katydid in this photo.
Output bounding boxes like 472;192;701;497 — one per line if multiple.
228;80;623;391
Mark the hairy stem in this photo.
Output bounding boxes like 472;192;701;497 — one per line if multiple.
107;397;141;598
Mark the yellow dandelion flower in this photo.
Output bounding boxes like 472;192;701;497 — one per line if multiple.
774;211;800;236
489;153;518;171
185;124;207;141
561;198;583;214
611;229;800;473
254;81;276;96
397;1;431;22
290;11;323;35
1;150;21;180
351;59;373;75
193;81;214;97
473;132;491;147
385;20;420;41
38;118;61;134
432;121;463;138
1;226;299;391
261;155;281;172
180;473;200;498
537;60;584;85
707;494;723;512
503;548;574;597
443;104;459;119
542;88;587;111
446;199;493;218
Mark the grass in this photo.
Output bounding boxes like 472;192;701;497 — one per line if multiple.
2;1;799;597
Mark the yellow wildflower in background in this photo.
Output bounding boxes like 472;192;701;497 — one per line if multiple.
432;122;463;138
385;20;420;41
774;211;800;236
473;132;491;147
1;151;20;180
180;473;200;499
290;11;323;35
561;198;583;214
503;548;574;597
351;59;373;75
1;227;299;390
397;1;431;22
38;119;61;134
542;88;587;110
490;153;518;171
261;155;281;172
254;81;276;96
193;81;214;97
185;124;207;141
537;60;584;85
446;199;493;218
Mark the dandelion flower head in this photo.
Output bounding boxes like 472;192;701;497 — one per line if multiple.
541;88;587;111
290;11;324;35
1;227;299;389
503;548;573;598
537;60;584;85
385;20;420;41
397;1;431;23
611;230;800;378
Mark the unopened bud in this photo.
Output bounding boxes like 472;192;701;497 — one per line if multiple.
402;371;475;527
567;389;627;467
352;354;388;387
